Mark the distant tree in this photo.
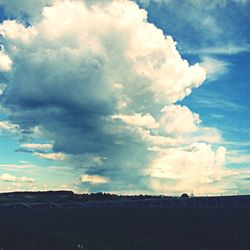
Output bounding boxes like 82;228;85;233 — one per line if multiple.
181;193;189;198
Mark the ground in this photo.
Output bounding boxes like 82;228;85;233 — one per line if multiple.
0;207;249;250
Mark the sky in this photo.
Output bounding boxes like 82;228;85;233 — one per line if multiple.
0;0;249;195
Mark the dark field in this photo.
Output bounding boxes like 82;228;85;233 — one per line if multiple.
0;207;249;250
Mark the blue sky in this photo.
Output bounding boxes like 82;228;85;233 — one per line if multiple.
0;0;249;195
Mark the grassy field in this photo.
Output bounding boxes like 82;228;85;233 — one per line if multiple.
0;207;249;250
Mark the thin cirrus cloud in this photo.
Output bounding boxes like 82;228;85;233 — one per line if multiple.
0;163;34;170
0;0;239;194
183;44;250;56
137;0;250;56
33;152;67;161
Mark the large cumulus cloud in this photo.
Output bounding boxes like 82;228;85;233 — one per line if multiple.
0;0;232;194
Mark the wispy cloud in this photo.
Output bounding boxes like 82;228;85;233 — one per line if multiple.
0;121;19;132
190;94;243;111
138;0;250;7
183;44;250;56
0;163;34;170
33;152;67;161
224;141;250;147
138;0;250;58
200;56;230;81
227;150;250;164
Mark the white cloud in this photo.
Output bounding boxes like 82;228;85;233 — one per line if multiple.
0;173;34;182
33;152;67;161
0;0;206;107
160;105;201;134
191;127;222;144
148;143;227;179
18;176;35;182
0;0;236;194
138;125;222;148
0;50;12;71
80;175;109;184
21;143;53;150
112;113;159;129
0;20;36;44
147;143;234;194
138;127;182;146
0;173;17;182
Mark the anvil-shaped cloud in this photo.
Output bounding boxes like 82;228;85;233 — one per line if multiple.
0;0;233;194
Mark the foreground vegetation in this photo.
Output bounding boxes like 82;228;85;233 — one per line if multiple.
0;207;249;250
